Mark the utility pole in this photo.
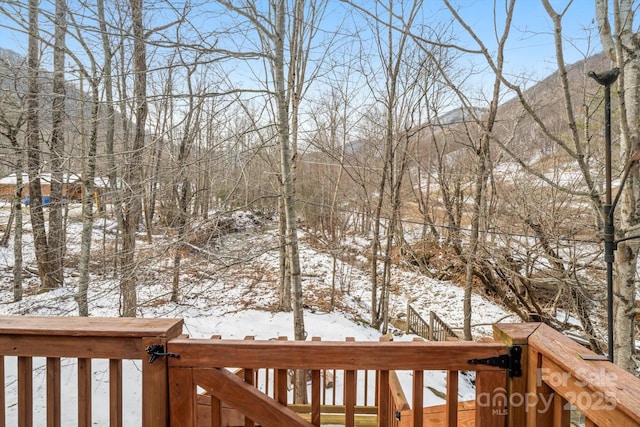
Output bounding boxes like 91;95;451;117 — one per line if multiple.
588;68;619;362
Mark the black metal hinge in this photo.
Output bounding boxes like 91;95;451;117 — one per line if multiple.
468;345;522;378
145;344;180;364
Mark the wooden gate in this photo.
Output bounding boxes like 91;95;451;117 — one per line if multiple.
166;336;511;427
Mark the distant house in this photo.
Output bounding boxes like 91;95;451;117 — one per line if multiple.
0;173;86;204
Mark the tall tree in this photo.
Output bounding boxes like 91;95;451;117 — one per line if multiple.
68;2;103;316
0;93;25;301
48;0;67;289
274;0;306;342
0;70;26;301
120;0;148;317
349;0;422;330
214;0;328;343
444;0;514;340
27;0;58;291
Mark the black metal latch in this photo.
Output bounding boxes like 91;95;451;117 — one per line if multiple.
145;344;180;364
468;345;522;378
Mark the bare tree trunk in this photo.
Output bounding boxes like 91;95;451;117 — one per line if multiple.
171;58;201;303
275;0;305;343
99;0;123;281
457;0;514;340
1;204;13;248
48;0;67;289
77;70;99;316
278;198;292;311
13;166;24;301
27;0;57;291
0;85;26;300
120;0;147;317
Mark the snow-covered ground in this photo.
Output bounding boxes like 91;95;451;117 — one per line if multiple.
0;205;519;425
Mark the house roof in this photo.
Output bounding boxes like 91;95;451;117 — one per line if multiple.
0;173;111;187
0;173;79;184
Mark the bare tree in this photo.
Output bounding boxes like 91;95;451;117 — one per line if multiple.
0;65;26;300
169;51;206;303
48;0;67;289
119;0;147;317
26;0;59;291
66;2;104;317
445;0;514;340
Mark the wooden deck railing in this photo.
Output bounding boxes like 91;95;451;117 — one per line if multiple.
0;315;183;427
405;304;429;339
1;316;640;427
429;311;459;341
405;305;459;342
494;322;640;427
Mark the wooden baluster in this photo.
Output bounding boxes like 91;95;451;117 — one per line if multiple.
244;336;256;427
412;367;424;427
362;369;370;406
211;395;223;427
331;369;337;405
169;367;197;427
46;357;61;427
553;393;570;426
321;367;326;406
446;370;458;427
17;356;32;427
345;337;356;427
311;337;321;426
78;358;92;427
264;368;271;399
378;369;390;427
0;355;4;427
109;359;122;427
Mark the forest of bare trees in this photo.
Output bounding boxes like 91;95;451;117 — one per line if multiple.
0;0;638;372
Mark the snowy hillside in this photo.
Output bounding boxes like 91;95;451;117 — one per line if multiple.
0;204;520;424
0;205;517;337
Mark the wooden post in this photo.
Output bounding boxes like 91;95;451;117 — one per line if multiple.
529;348;554;426
493;323;540;427
475;369;507;427
142;337;170;427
